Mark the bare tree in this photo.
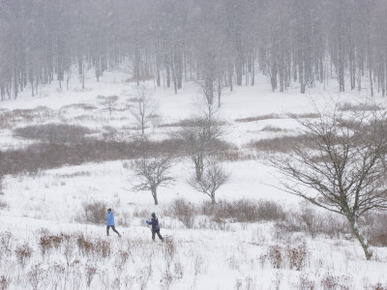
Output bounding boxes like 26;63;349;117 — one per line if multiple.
129;85;159;135
270;108;387;260
132;156;174;205
177;114;224;181
176;94;225;181
98;95;118;116
189;163;230;205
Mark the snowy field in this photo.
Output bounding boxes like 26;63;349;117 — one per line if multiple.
0;71;386;290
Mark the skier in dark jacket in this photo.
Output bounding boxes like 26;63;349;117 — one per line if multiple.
146;212;164;241
106;208;121;237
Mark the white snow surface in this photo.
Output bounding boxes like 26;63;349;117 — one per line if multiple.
0;71;386;289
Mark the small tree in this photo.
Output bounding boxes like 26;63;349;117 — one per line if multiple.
177;117;223;181
132;156;174;205
177;95;224;181
98;95;118;116
271;109;387;260
189;163;230;205
129;85;159;135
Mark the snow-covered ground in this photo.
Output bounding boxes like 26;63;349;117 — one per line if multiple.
0;71;386;289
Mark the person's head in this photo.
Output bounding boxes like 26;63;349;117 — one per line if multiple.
151;212;156;218
108;208;112;213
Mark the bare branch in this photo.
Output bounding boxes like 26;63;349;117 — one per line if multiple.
132;156;174;205
270;107;387;260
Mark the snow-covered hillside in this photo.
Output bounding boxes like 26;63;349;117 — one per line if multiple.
0;72;386;289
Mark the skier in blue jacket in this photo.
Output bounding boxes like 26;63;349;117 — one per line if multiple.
106;208;121;237
146;212;164;241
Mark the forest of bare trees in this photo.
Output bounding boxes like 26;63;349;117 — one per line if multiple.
1;0;387;101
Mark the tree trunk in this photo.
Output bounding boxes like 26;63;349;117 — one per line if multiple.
152;189;158;205
348;216;372;260
194;156;204;181
211;193;216;205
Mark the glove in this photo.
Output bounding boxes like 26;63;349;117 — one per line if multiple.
146;220;151;225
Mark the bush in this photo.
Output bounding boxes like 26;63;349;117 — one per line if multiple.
76;234;95;256
0;232;12;255
248;134;313;153
0;200;7;210
14;123;92;144
38;232;68;256
277;206;350;239
338;102;380;112
0;107;55;129
260;241;308;271
286;241;308;270
168;198;197;229
0;138;183;176
201;199;284;223
235;114;283;123
15;242;34;267
361;212;387;247
267;245;283;269
79;201;107;225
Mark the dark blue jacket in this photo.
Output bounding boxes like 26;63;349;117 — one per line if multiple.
149;217;160;231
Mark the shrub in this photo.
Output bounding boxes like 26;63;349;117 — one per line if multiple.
267;245;283;269
261;125;287;132
15;242;34;267
361;212;387;247
338;102;380;112
95;239;111;258
277;207;350;239
256;200;285;221
0;138;183;176
235;113;319;123
286;241;308;270
0;107;55;129
201;199;284;223
0;200;7;210
320;273;339;289
39;232;66;256
28;263;47;290
14;123;92;144
76;234;95;256
79;201;107;225
247;134;313;153
235;114;283;123
0;232;12;254
168;199;197;229
0;275;10;290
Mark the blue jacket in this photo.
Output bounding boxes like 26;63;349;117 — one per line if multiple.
106;211;115;226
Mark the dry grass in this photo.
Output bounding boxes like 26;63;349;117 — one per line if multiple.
14;123;92;144
287;113;321;119
235;113;320;123
235;114;284;123
0;138;186;176
260;125;288;132
59;103;97;111
361;212;387;247
338;102;381;112
277;207;350;239
0;200;8;209
202;199;285;223
247;134;312;153
0;107;55;129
